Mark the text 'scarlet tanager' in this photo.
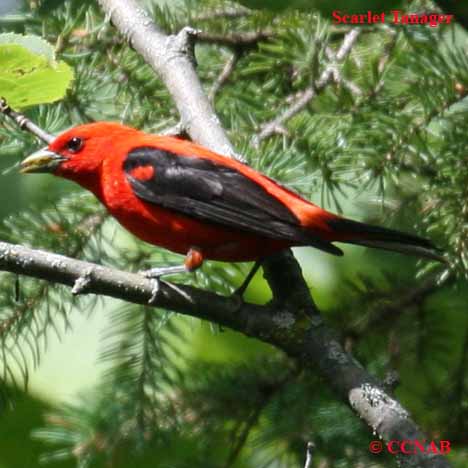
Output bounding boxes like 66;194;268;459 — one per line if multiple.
20;122;443;280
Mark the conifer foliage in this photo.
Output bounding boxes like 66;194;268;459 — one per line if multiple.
0;0;467;467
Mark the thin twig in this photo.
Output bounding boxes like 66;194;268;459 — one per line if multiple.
304;442;314;468
0;98;54;144
209;52;240;103
324;47;363;96
254;28;361;145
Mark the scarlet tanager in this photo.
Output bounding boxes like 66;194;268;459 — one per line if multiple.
20;122;443;287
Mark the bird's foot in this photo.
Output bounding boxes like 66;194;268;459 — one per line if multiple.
140;265;187;304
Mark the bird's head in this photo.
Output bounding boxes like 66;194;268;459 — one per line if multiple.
20;122;140;182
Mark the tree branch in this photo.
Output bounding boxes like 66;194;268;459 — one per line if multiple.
97;0;235;158
0;241;451;468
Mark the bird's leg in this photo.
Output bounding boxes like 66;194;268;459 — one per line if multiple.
142;247;204;278
141;248;204;303
232;259;263;301
143;264;188;278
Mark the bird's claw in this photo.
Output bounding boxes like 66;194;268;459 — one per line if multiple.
148;278;161;304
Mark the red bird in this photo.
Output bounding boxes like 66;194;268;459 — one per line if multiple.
21;122;442;289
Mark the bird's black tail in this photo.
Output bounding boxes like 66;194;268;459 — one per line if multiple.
326;217;445;262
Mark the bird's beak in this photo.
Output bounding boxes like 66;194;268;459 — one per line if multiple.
20;148;66;174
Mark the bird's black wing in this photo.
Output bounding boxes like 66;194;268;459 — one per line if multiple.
124;147;343;255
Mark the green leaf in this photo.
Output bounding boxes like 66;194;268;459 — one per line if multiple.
0;33;73;109
0;33;56;61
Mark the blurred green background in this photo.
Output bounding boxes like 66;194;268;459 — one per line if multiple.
0;0;467;467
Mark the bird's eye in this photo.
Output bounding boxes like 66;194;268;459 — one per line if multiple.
66;137;84;153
